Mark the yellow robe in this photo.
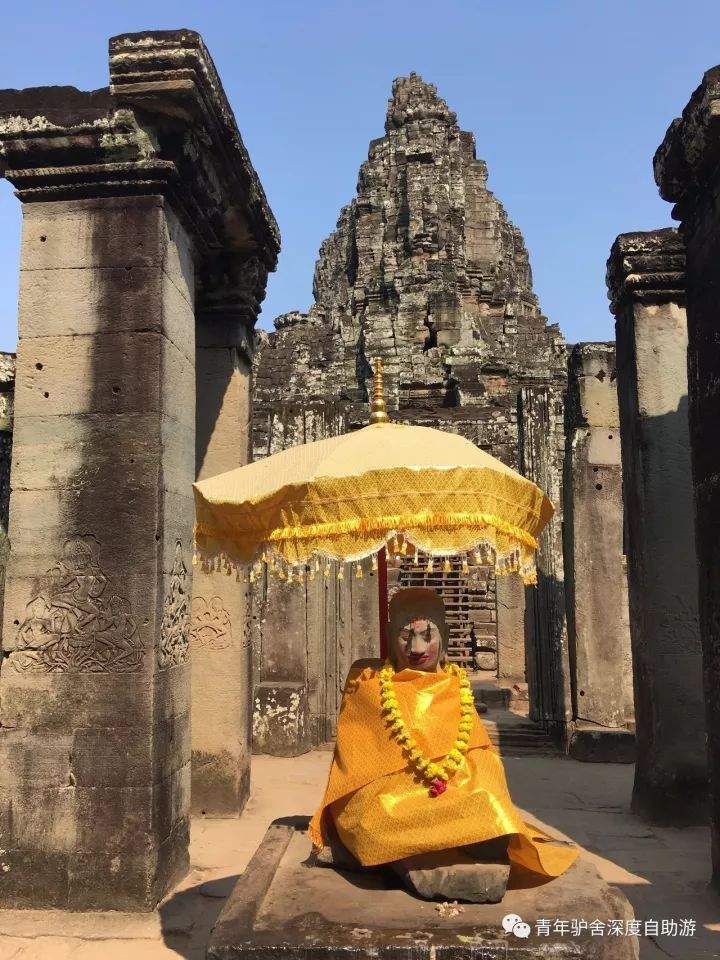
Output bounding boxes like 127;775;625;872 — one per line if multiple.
309;659;578;883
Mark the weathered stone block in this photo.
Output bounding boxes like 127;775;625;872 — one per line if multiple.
0;730;73;788
208;821;638;959
71;726;154;788
0;641;157;716
19;265;158;337
392;848;510;903
153;659;192;722
195;347;251;475
153;763;191;846
568;725;636;764
20;197;165;272
13;330;191;422
71;784;159;910
252;681;311;757
254;574;310;684
495;573;525;680
0;782;77;908
474;652;496;671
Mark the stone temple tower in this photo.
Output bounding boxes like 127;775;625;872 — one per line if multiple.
254;73;565;458
251;74;568;751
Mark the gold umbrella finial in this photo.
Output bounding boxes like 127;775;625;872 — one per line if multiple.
369;357;389;424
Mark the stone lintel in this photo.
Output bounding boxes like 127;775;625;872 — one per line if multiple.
0;30;280;272
654;65;720;216
606;229;686;316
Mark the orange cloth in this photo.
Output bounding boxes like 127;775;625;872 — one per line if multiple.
309;659;579;882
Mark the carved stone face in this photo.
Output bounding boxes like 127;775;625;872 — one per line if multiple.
391;616;443;672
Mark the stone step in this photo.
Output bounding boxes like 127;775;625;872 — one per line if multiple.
481;712;559;757
568;724;636;763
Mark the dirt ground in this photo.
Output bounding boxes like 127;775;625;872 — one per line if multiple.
0;750;717;959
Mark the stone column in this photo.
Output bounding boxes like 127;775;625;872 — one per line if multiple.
0;355;15;634
0;30;279;909
495;574;525;680
250;557;377;754
0;191;196;910
607;229;705;822
518;382;572;741
563;343;634;762
656;72;720;878
191;257;267;815
251;573;312;757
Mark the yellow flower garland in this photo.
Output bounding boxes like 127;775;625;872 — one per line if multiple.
379;659;475;796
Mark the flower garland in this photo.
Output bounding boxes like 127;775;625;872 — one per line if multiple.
379;659;475;797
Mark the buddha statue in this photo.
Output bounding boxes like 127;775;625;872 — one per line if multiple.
309;586;578;902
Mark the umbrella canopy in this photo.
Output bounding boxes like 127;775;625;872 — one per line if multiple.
193;419;553;586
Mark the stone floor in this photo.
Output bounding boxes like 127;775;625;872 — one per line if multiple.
0;749;718;959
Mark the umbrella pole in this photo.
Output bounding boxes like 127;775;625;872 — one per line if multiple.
378;547;389;660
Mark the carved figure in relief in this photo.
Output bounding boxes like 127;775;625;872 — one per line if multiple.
12;537;142;673
190;596;232;650
158;541;190;668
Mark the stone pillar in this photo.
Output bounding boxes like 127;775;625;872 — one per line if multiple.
495;573;526;680
563;343;634;762
518;383;573;741
191;257;267;815
0;191;196;911
251;572;312;756
251;557;378;752
656;73;720;877
607;229;705;822
0;30;279;909
0;355;15;634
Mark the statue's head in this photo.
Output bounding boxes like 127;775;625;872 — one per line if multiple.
388;587;448;672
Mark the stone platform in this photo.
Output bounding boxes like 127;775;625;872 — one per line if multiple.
208;819;638;959
569;724;636;764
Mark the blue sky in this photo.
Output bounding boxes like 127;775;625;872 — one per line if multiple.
0;0;717;351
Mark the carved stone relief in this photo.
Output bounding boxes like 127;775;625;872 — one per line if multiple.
12;536;142;673
158;541;190;668
190;596;232;650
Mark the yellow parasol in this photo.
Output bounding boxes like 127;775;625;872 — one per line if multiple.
193;360;553;586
